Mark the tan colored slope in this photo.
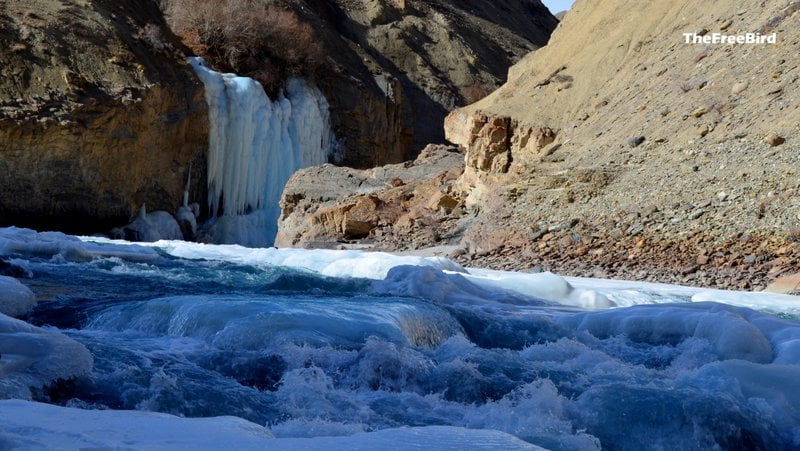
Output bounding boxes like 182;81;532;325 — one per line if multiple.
445;0;800;211
450;0;799;148
430;0;800;288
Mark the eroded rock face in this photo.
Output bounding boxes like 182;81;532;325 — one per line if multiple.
276;144;465;248
445;110;556;208
0;0;207;234
766;273;800;295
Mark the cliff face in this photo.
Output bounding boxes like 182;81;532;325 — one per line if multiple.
276;144;464;248
167;0;558;167
0;0;556;233
319;0;557;163
0;0;207;233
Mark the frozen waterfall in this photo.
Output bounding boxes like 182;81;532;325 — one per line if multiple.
189;57;333;247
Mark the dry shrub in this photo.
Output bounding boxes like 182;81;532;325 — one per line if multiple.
166;0;323;88
135;23;171;52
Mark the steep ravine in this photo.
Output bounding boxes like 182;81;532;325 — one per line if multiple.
164;0;558;167
277;0;800;292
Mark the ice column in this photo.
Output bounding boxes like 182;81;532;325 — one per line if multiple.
189;57;332;247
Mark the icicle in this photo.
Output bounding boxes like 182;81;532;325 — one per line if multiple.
183;162;192;208
189;57;333;247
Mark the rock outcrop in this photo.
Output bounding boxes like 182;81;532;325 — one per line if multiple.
276;144;465;248
0;0;208;234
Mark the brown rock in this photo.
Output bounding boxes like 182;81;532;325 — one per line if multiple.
0;2;208;234
342;196;380;238
766;272;800;294
427;192;460;212
731;81;748;95
765;134;786;146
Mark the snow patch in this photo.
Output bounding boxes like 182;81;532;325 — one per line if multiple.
0;400;541;450
0;399;274;449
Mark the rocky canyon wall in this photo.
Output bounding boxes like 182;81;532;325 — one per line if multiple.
0;0;208;233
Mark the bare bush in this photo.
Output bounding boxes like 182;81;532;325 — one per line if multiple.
135;23;171;52
166;0;324;86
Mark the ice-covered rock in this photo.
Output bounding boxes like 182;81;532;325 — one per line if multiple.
0;314;93;399
120;207;184;242
190;58;333;248
0;227;159;263
176;205;198;241
0;276;36;317
558;303;778;363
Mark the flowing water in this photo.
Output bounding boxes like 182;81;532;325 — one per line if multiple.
5;232;800;450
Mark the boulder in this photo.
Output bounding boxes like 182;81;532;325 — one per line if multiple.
766;273;800;295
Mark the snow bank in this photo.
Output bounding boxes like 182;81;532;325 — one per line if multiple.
0;227;159;263
190;58;332;247
461;269;611;308
83;238;467;279
0;399;274;450
0;314;92;399
566;276;800;313
76;236;800;314
0;400;541;450
458;268;800;314
375;265;546;307
0;276;35;317
557;302;800;364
